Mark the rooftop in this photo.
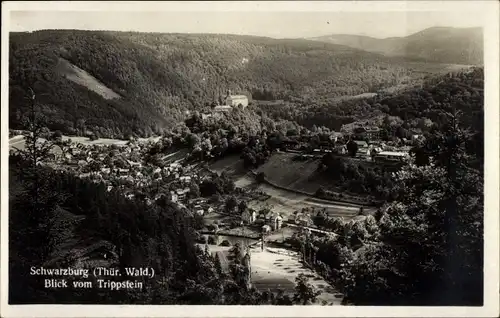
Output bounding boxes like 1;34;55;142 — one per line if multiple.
214;105;232;111
353;140;368;146
377;151;408;157
227;95;248;99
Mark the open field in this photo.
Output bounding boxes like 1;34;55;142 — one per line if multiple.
256;153;323;194
249;248;342;305
161;149;190;165
209;155;246;177
56;58;121;100
9;135;162;151
245;181;371;220
200;244;342;305
205;154;375;220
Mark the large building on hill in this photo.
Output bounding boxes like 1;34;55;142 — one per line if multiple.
224;90;248;108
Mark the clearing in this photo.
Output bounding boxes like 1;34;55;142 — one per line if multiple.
9;135;162;151
249;247;342;305
256;152;323;194
202;244;342;305
206;154;374;220
55;58;121;100
246;182;367;220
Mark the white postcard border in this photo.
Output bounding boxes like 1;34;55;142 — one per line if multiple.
1;1;498;317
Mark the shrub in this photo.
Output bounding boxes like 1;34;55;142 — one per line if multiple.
52;130;63;141
208;236;217;245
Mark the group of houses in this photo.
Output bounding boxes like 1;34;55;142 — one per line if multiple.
187;198;215;216
239;207;284;234
51;139;210;208
282;122;422;163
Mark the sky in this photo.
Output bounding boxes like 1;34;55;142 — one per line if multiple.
8;5;486;39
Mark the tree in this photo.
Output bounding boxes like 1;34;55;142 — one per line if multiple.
9;88;70;302
51;130;63;141
238;201;248;214
227;243;251;290
213;253;223;275
341;109;483;305
256;172;266;183
189;183;201;198
224;196;238;214
315;187;327;199
346;140;358;157
293;273;321;305
186;133;201;150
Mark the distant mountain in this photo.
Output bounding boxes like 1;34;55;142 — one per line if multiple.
309;27;483;65
9;30;466;138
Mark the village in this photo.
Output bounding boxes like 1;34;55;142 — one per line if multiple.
7;91;425;305
8;90;420;242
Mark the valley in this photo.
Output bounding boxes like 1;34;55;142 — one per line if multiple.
7;24;485;307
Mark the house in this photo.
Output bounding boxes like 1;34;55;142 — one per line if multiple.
262;225;272;234
125;192;135;199
169;162;181;169
100;167;111;174
334;145;348;155
117;168;129;176
224;91;249;108
129;161;142;168
189;198;207;205
263;212;283;231
353;126;381;140
169;191;178;203
201;113;213;120
353;140;368;149
373;151;409;163
241;209;257;224
294;213;313;227
176;188;190;200
329;132;343;143
282;139;299;149
179;176;192;183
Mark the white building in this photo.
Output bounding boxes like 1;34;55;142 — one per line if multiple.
169;191;178;203
214;105;233;113
373;151;409;163
225;95;249;108
179;176;192;183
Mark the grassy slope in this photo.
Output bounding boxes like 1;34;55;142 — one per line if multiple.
257;152;323;194
55;58;121;100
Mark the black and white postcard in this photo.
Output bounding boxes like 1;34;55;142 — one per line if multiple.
1;1;499;317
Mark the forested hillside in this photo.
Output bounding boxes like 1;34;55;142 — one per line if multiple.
10;30;462;138
258;67;484;134
310;27;483;65
8;134;287;305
